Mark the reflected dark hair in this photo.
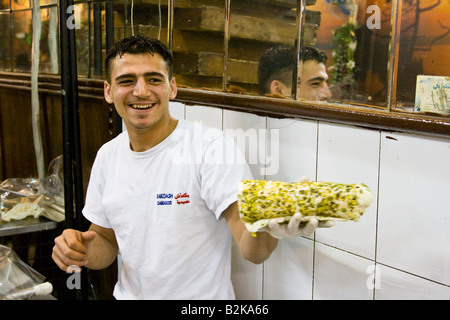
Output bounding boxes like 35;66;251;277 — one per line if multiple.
105;35;173;82
301;46;327;65
258;45;327;95
258;46;295;95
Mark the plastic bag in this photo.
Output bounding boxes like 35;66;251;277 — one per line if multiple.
0;244;53;300
42;155;65;207
0;155;65;223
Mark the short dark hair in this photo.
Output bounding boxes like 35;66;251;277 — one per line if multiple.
301;46;327;65
258;45;328;95
105;35;173;82
258;46;295;95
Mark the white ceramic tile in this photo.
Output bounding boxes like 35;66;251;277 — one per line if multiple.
263;237;314;300
315;122;380;259
262;117;317;298
231;241;263;300
377;132;450;285
185;104;222;130
169;101;185;120
222;110;267;180
224;110;266;298
266;117;318;182
313;243;375;300
375;264;450;300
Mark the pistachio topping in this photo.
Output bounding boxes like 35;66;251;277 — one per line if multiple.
238;180;373;233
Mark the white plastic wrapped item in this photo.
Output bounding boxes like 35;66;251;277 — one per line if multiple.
1;201;45;222
0;244;53;300
0;155;65;223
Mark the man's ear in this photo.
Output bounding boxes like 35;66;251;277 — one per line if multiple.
270;80;287;96
104;81;113;104
169;77;177;100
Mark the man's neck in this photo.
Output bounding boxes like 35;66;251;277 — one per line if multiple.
128;117;178;152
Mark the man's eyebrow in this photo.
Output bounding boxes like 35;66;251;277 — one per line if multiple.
143;71;165;78
307;76;326;84
114;73;134;82
114;72;165;82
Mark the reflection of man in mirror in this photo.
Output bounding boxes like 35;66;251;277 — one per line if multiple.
258;45;331;101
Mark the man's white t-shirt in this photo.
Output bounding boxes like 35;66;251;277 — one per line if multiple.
82;119;252;299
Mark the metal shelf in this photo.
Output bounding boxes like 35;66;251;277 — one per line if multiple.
0;217;60;237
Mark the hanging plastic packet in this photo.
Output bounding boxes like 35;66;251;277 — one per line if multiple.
0;155;65;223
0;244;53;300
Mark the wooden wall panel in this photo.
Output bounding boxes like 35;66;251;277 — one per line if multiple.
0;86;114;196
0;87;37;179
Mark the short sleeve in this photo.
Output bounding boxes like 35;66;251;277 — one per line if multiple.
82;149;112;229
200;134;253;219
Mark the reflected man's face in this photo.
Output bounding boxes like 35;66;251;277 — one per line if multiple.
297;60;331;101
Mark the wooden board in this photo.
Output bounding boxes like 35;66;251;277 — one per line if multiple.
174;6;319;45
173;51;258;84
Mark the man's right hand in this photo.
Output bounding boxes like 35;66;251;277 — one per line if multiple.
52;229;96;272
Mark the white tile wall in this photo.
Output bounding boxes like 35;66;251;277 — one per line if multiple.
315;122;380;260
231;241;263;300
313;243;375;300
263;118;318;299
263;237;314;299
265;117;318;182
172;102;450;300
222;109;267;299
185;104;223;130
223;110;267;180
169;101;185;120
377;132;450;286
375;264;450;300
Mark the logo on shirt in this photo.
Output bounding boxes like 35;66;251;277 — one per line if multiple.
156;193;173;206
175;192;190;205
156;192;190;206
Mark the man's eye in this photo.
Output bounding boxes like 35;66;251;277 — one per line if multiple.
148;78;162;83
119;80;133;85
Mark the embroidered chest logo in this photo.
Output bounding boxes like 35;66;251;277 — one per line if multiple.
156;192;190;205
156;193;173;206
175;192;190;205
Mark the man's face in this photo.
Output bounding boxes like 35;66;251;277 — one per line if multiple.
297;60;331;101
104;52;177;133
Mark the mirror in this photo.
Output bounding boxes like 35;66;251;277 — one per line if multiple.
0;0;448;116
172;0;226;91
392;0;450;114
227;0;300;96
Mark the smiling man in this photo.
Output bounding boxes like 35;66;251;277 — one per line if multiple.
104;45;178;152
52;36;323;299
258;45;331;101
296;47;331;101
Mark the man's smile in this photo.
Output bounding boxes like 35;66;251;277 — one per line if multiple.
129;103;156;110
